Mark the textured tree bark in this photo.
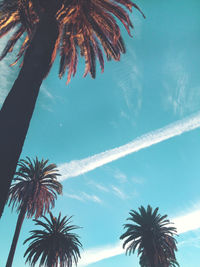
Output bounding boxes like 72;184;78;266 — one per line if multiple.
6;205;26;267
0;12;59;218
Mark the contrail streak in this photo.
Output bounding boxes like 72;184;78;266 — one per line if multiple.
59;111;200;181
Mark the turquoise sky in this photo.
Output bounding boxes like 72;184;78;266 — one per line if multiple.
1;0;200;266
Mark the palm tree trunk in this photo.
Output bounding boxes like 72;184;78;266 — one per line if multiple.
6;205;26;267
0;12;59;217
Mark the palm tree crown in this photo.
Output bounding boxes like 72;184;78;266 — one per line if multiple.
120;205;179;267
0;0;145;83
8;157;62;218
6;157;62;267
24;212;82;267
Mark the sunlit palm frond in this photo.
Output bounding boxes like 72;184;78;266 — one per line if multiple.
0;0;144;83
24;212;82;267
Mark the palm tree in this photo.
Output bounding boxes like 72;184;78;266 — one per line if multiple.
6;157;62;267
24;212;82;267
0;0;145;217
120;205;179;267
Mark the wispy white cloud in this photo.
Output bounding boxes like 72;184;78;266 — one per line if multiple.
111;186;127;200
178;234;200;248
89;180;137;199
132;176;145;184
82;192;102;203
64;193;84;202
40;103;53;112
41;85;54;100
129;12;144;40
163;51;200;115
59;111;200;181
78;208;200;266
64;192;102;204
113;170;127;183
89;181;109;192
39;85;55;112
117;58;142;117
163;51;188;115
120;110;130;120
112;43;142;122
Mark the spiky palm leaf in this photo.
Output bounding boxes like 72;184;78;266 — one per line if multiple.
8;157;62;218
24;212;82;267
0;0;145;83
120;205;179;267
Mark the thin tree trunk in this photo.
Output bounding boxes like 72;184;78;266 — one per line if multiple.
0;12;59;217
6;205;26;267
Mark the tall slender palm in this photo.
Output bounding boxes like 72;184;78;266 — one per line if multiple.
0;0;145;217
6;157;62;267
24;212;82;267
120;205;179;267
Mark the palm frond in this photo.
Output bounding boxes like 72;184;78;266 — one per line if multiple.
0;0;144;83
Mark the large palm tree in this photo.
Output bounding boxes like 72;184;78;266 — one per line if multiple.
120;205;179;267
24;212;82;267
0;0;145;217
6;157;62;267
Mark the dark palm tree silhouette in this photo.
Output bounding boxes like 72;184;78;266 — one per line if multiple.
24;212;82;267
6;157;62;267
120;205;179;267
0;0;145;217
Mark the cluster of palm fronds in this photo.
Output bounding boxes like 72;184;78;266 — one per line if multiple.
24;213;82;267
0;0;145;83
8;157;62;218
120;205;179;267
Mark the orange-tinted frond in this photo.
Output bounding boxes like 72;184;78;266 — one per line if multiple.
0;25;24;60
0;11;20;38
56;0;144;82
66;37;78;84
0;0;144;83
10;34;30;66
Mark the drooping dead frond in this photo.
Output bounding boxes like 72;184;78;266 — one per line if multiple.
0;0;144;83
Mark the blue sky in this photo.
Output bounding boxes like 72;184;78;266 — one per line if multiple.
1;0;200;266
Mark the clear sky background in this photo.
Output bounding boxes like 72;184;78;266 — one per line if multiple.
1;0;200;266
